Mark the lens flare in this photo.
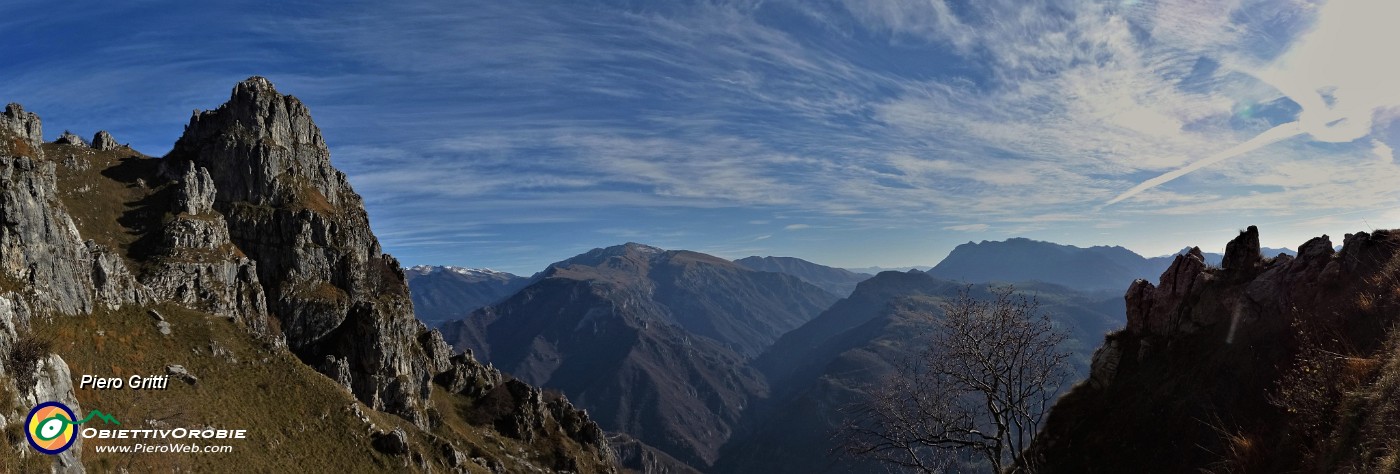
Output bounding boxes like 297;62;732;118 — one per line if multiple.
1106;0;1400;206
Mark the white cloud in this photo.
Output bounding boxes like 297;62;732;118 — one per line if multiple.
1373;140;1395;163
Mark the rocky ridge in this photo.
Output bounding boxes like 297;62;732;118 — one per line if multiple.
0;78;617;472
1035;225;1400;472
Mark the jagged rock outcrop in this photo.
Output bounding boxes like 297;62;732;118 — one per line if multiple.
433;353;502;398
430;347;616;470
1123;247;1210;336
2;104;43;154
90;131;119;151
172;161;216;215
1221;225;1262;273
55;131;86;147
163;77;435;420
86;241;149;309
609;434;702;474
1035;226;1400;473
140;161;268;331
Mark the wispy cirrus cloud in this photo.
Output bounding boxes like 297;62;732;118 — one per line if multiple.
4;0;1397;272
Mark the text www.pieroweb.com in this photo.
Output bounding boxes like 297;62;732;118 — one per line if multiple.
94;443;234;454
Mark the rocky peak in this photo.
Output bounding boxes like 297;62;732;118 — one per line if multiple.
91;130;119;151
165;76;437;423
169;76;343;208
1222;225;1262;274
173;161;217;215
545;243;669;280
1;103;42;152
1124;246;1210;336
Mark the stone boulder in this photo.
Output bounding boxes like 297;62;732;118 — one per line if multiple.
55;130;86;147
91;131;120;151
372;428;409;455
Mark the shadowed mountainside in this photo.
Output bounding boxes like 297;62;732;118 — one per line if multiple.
442;242;838;468
733;256;872;297
406;266;530;327
715;271;1121;474
929;238;1295;292
1032;226;1400;473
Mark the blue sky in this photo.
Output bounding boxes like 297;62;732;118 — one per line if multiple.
6;0;1400;274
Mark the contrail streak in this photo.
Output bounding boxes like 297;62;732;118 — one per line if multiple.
1105;121;1306;206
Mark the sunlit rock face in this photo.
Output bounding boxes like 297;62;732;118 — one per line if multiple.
163;77;435;421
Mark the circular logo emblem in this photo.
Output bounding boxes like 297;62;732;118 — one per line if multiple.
26;402;77;455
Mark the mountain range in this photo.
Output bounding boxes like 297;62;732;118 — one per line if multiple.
432;243;1135;472
11;72;1387;474
929;237;1295;292
441;243;838;468
405;265;529;326
733;256;871;297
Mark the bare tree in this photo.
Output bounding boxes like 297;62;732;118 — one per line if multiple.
836;285;1071;473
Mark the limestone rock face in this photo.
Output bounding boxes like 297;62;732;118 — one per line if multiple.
173;161;216;215
2;104;43;153
163;77;435;421
91;131;119;151
141;161;269;333
86;241;150;310
1125;247;1210;336
434;353;503;398
0;87;618;472
1087;338;1122;389
0;155;94;316
1036;227;1400;472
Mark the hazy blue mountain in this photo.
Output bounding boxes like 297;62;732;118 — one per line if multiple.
929;238;1166;291
441;243;838;468
929;238;1295;292
405;265;530;326
844;265;933;274
715;271;1121;473
734;256;872;297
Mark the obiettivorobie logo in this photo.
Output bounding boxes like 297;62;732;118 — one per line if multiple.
26;401;120;455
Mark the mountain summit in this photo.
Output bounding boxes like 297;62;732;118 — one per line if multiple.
443;243;838;468
165;76;435;419
928;238;1160;291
